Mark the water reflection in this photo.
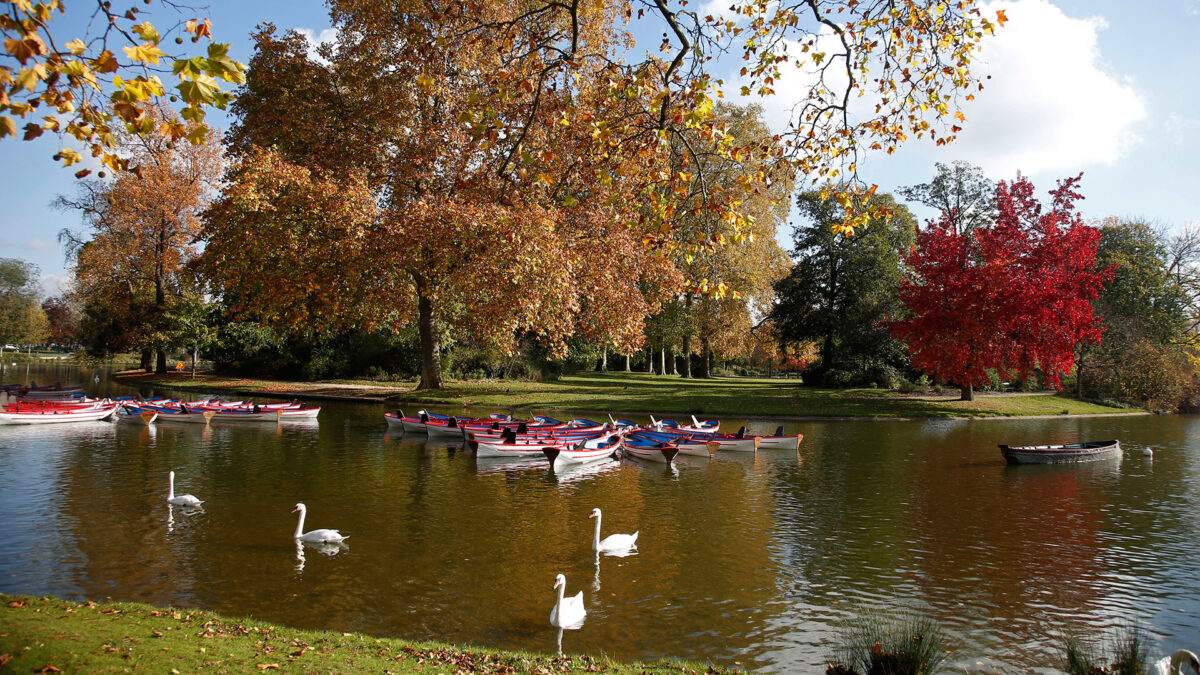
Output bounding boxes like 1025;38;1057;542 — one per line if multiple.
2;367;1200;672
295;539;349;573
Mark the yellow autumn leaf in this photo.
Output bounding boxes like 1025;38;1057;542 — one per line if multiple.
58;147;83;166
124;43;165;65
64;39;87;56
0;116;15;138
131;22;160;44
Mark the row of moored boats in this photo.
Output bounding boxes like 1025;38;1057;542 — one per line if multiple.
0;384;320;425
384;409;803;468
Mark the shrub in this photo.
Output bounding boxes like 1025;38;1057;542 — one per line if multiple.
826;615;945;675
822;368;855;388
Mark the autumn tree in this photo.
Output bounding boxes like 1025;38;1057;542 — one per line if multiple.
58;108;222;372
0;257;46;353
1;0;244;177
889;174;1110;401
771;190;915;382
40;295;76;347
1076;218;1194;406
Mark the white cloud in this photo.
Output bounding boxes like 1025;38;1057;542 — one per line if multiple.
294;26;337;65
39;274;70;296
1165;112;1200;146
730;0;1145;178
935;0;1145;175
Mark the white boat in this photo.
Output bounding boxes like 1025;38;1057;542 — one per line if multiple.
0;402;118;424
147;408;216;425
542;435;623;467
756;426;805;450
210;409;283;422
116;409;157;425
622;441;679;463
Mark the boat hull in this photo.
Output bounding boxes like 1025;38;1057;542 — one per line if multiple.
0;404;117;424
999;440;1121;464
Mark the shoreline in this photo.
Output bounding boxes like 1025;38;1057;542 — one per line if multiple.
0;593;721;674
111;370;1151;422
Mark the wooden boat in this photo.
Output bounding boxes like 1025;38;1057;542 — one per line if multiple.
756;426;805;450
621;435;681;463
0;402;118;424
542;435;623;467
209;408;283;422
136;405;216;425
116;408;157;425
625;430;714;457
999;440;1122;464
471;427;611;458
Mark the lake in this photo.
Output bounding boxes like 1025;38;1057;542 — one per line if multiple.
1;363;1197;672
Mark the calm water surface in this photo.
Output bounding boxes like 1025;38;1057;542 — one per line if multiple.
1;364;1199;673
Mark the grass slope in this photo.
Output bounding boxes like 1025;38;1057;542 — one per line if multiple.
0;594;720;674
121;371;1135;419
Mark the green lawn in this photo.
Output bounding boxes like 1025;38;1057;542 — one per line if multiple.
0;594;719;674
119;370;1138;419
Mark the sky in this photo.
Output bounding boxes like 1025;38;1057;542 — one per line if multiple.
1;0;1197;295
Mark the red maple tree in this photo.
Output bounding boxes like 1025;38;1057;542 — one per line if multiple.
889;174;1111;400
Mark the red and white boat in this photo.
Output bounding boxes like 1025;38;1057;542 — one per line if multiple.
0;401;118;424
542;434;624;467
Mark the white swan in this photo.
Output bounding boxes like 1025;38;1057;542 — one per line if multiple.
291;502;348;543
590;507;637;553
166;471;203;508
1153;649;1200;675
549;573;586;628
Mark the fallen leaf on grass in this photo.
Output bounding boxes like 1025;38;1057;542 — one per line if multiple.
34;666;62;673
7;601;26;608
152;631;164;638
257;664;280;670
0;654;11;667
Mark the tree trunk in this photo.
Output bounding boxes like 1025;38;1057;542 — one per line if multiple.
647;345;654;374
696;337;711;378
960;383;974;401
140;349;152;372
154;271;167;374
660;348;667;375
192;347;198;380
600;347;608;372
680;334;692;378
623;353;630;372
416;290;443;389
665;347;675;375
1076;361;1085;399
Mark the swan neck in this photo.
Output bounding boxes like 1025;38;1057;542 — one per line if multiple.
592;513;601;549
294;507;306;538
556;581;566;607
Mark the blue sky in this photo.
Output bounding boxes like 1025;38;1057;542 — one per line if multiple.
2;0;1196;294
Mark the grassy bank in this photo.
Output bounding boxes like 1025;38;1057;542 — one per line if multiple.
0;594;720;674
116;370;1139;419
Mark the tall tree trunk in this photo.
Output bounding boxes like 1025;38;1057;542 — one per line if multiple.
623;353;630;372
599;347;608;372
680;293;693;378
960;382;974;401
660;348;666;375
696;337;711;378
665;347;675;375
416;290;443;389
1076;360;1085;399
139;349;152;372
647;345;654;374
192;347;198;380
154;269;167;374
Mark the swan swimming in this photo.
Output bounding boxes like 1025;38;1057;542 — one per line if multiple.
166;471;202;508
291;503;348;543
549;573;586;628
1153;649;1200;675
590;507;637;554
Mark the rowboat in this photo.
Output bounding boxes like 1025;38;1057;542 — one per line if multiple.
0;402;118;424
756;426;805;450
134;405;216;425
116;408;158;425
542;435;623;467
621;435;681;463
471;427;612;458
999;440;1122;464
210;409;284;422
625;430;715;458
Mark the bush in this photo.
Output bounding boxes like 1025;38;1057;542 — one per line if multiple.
826;615;945;675
863;364;903;390
822;368;855;388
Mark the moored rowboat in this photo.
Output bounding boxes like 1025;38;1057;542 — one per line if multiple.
999;440;1121;464
0;402;118;424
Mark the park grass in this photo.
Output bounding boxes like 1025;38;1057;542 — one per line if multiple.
0;594;721;675
117;370;1139;419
